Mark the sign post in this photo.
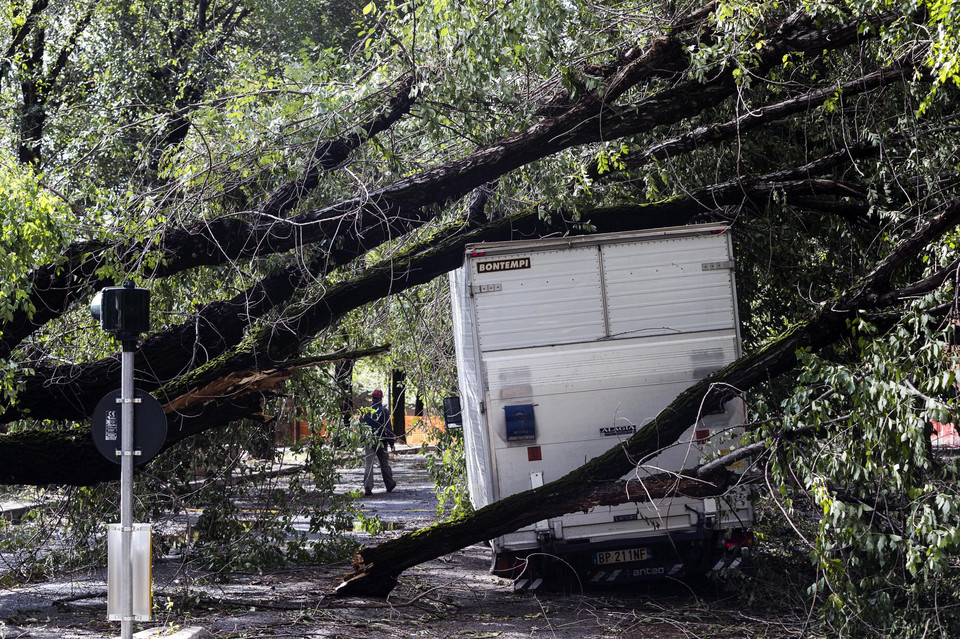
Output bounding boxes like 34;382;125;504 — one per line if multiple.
90;282;161;639
119;340;135;639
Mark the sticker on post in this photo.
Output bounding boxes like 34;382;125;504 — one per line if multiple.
105;410;118;441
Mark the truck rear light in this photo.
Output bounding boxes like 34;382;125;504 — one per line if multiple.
527;446;542;461
695;429;710;443
493;554;526;576
725;529;754;550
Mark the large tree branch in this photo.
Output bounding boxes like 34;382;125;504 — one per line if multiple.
586;56;916;180
0;345;389;485
254;74;418;220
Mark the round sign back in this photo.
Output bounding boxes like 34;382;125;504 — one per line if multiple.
91;388;168;465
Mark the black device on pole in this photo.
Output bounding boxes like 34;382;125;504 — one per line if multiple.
90;281;150;340
89;281;165;464
442;396;463;429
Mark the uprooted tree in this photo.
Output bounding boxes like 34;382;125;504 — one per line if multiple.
3;0;960;634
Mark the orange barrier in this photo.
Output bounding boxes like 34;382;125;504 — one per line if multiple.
403;415;445;445
274;416;446;446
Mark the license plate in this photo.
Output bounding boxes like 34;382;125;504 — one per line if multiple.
594;547;650;565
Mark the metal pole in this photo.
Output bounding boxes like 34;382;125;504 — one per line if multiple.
120;343;135;639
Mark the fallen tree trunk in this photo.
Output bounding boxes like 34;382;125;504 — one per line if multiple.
0;166;906;483
0;345;389;486
334;200;960;597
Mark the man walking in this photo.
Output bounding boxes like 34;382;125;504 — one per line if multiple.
362;389;396;496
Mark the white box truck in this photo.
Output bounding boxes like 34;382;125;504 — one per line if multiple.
449;224;753;587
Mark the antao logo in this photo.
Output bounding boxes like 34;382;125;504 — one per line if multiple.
599;425;637;437
476;257;531;273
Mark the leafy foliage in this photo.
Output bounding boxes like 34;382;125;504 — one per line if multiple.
753;303;960;635
0;157;70;321
420;425;471;519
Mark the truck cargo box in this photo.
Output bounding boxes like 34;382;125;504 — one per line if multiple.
449;224;753;586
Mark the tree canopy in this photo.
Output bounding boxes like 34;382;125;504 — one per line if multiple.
3;0;960;634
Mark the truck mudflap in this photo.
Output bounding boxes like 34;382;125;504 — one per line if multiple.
492;528;753;590
710;528;754;573
587;562;685;584
493;549;689;588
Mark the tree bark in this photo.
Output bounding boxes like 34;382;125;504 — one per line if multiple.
334;200;960;597
334;358;355;431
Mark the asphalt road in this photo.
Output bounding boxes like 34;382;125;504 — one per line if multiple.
0;447;802;639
